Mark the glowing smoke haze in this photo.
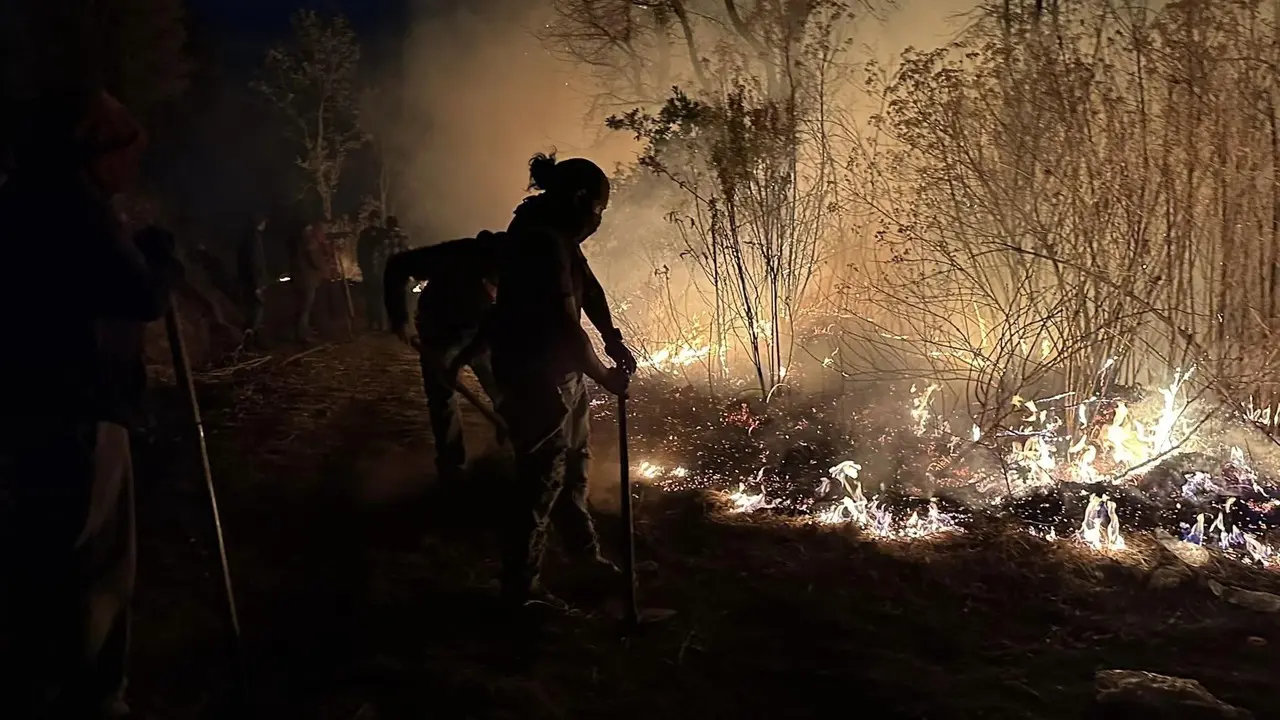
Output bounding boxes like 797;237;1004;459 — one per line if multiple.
395;0;639;241
391;0;974;244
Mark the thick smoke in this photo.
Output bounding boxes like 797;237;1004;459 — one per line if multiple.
390;0;973;242
394;0;641;242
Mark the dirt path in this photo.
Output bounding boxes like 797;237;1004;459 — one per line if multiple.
129;336;1280;719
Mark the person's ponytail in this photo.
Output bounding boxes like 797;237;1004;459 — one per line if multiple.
527;151;560;193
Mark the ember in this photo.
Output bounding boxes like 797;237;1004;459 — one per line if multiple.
722;403;762;433
637;342;713;373
621;359;1278;570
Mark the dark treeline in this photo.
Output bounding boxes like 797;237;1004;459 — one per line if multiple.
0;0;408;278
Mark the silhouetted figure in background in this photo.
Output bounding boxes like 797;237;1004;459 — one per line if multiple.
466;153;637;614
237;212;270;346
0;88;182;719
380;216;409;328
294;218;327;342
357;210;389;330
384;230;506;482
384;215;409;257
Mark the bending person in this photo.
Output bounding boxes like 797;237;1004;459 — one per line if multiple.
384;230;507;483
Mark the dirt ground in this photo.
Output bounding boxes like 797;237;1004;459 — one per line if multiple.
129;335;1280;720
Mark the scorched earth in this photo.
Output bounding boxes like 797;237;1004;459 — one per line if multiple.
129;335;1279;719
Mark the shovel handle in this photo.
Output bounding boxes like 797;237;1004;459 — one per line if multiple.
619;396;639;626
448;375;507;434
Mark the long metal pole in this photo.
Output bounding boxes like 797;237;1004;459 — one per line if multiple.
164;300;247;700
618;396;639;627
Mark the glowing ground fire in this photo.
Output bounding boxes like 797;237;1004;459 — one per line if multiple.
624;349;1277;569
636;342;713;373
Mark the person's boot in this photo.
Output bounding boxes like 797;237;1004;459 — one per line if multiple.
502;580;577;617
526;583;574;613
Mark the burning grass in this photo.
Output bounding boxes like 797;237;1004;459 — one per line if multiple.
613;355;1280;573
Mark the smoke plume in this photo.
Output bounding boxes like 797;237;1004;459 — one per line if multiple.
394;0;642;242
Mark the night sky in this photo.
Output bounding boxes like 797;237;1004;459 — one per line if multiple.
186;0;421;71
188;0;405;32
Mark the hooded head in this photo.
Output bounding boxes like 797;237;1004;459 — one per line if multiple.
80;91;147;196
17;89;146;196
526;152;610;242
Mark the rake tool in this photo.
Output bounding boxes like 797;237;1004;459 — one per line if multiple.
449;376;506;440
164;300;249;709
618;394;676;630
410;335;508;439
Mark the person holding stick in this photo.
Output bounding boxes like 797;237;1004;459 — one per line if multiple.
384;230;509;483
388;216;636;495
293;217;328;342
236;212;270;346
458;152;636;615
0;87;182;719
357;210;390;331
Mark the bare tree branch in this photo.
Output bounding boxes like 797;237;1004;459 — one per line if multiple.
252;10;368;220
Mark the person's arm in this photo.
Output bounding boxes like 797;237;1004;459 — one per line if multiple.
542;239;611;385
383;247;429;332
580;252;637;374
382;238;476;332
580;254;620;342
575;325;612;387
93;221;183;322
449;312;492;375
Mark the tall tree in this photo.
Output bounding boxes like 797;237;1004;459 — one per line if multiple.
543;0;872;109
253;10;367;220
360;83;401;220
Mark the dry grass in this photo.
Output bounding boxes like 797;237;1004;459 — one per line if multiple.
129;336;1280;719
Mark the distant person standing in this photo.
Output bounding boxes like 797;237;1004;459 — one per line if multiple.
357;210;389;330
380;216;409;326
384;230;507;483
237;212;270;346
294;218;327;342
384;215;409;257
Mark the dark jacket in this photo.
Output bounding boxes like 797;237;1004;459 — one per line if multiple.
384;229;409;267
294;224;328;287
356;225;385;275
0;175;179;427
383;230;505;337
487;195;618;381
